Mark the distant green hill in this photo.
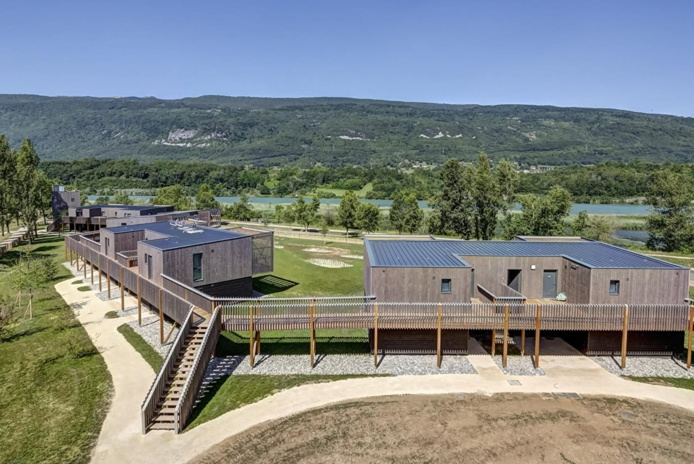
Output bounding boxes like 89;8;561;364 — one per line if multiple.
1;94;694;166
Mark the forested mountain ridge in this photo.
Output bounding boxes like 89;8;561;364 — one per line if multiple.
2;94;694;167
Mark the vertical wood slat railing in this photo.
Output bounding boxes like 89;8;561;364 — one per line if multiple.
141;307;195;435
220;301;691;332
174;306;221;433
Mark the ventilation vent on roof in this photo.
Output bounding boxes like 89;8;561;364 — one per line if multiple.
169;219;204;234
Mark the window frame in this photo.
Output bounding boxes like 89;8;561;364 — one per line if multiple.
193;253;203;282
441;278;452;294
609;280;620;296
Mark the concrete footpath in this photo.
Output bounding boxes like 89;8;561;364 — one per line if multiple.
56;276;694;464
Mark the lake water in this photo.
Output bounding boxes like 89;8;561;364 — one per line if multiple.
88;195;653;216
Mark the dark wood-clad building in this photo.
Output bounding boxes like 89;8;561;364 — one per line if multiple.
99;221;273;299
364;237;690;354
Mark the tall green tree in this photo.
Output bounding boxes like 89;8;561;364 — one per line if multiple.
151;185;193;211
502;186;572;238
295;197;318;230
224;193;254;221
0;136;16;236
390;191;423;234
15;139;42;242
194;184;220;210
434;159;475;238
646;170;694;252
337;190;360;234
357;203;381;233
113;192;134;206
473;153;502;240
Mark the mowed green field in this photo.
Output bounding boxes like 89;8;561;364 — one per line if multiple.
220;236;369;356
253;236;365;297
0;235;112;464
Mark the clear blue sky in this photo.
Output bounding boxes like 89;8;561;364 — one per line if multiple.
1;0;693;116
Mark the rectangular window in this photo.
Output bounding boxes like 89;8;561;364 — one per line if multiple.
441;278;451;294
193;253;203;282
146;254;153;279
609;280;620;295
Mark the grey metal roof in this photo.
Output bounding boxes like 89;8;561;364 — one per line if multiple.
365;239;688;270
104;221;248;250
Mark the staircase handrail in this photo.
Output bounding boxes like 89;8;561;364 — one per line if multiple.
174;306;221;433
140;306;194;434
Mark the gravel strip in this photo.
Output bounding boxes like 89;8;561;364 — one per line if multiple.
492;355;545;376
204;353;478;377
591;356;694;378
125;315;178;358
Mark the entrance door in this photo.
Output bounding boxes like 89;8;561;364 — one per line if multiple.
542;270;557;298
507;269;521;292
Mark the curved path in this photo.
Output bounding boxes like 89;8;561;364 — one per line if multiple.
56;275;694;464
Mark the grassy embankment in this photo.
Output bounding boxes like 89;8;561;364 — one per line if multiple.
188;237;374;430
0;234;112;464
117;324;163;372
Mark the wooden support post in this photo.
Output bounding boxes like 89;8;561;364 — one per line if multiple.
491;329;496;356
137;277;142;326
521;329;526;356
98;255;102;291
90;249;94;285
310;299;316;368
249;303;255;367
534;305;542;369
83;254;86;279
120;268;125;311
687;306;694;369
70;249;73;266
107;260;111;299
437;303;443;368
621;304;629;370
502;304;509;368
158;289;163;345
373;303;379;367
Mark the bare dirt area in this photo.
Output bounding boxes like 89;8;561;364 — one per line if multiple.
190;394;694;464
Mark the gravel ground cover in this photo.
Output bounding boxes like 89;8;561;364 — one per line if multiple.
204;353;477;378
126;315;178;358
592;356;694;378
492;355;546;376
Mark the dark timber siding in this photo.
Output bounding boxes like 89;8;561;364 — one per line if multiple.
138;242;165;286
463;256;564;299
161;237;253;288
369;329;469;354
367;266;472;303
588;268;689;304
561;259;592;303
195;277;253;298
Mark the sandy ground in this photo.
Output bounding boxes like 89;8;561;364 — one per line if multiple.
191;393;694;464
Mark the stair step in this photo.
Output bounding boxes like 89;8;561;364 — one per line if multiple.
148;423;175;431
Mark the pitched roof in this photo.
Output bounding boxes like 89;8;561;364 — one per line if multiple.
104;221;248;250
365;239;688;270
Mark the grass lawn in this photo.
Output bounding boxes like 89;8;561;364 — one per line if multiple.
0;234;112;464
218;329;369;357
117;324;163;372
186;374;386;431
627;376;694;391
253;236;364;297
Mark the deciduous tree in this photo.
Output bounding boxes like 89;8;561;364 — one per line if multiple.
337;190;360;234
646;170;694;252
